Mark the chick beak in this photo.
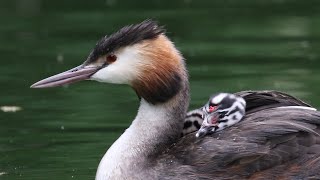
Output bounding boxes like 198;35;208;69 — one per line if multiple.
30;64;100;88
196;126;214;138
195;112;220;138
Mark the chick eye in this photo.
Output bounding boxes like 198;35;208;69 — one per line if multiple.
219;111;227;118
106;54;117;63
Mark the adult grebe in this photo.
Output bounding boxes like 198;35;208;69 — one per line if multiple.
182;93;246;137
31;20;320;179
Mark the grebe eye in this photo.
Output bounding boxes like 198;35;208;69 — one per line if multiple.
106;54;117;63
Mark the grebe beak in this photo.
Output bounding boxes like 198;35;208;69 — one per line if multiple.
30;64;100;88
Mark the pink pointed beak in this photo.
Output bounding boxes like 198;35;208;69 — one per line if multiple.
30;65;100;88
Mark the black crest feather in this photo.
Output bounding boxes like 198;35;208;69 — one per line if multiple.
86;20;165;63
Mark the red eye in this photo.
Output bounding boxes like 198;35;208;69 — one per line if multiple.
208;106;217;112
106;54;117;63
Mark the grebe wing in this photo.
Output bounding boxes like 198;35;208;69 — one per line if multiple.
157;91;320;179
235;90;313;114
160;108;320;179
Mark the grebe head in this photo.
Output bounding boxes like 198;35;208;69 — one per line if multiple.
31;20;186;104
196;93;246;138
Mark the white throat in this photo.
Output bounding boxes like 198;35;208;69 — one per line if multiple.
95;97;186;180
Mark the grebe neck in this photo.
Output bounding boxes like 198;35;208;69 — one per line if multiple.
96;80;189;179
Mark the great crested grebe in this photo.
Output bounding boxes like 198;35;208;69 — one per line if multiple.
182;93;246;137
31;20;320;179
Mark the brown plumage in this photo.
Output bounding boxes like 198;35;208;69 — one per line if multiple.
132;35;185;104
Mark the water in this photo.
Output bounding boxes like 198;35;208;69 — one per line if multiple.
1;0;320;179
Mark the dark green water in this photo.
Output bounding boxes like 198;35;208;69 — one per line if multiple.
1;0;320;179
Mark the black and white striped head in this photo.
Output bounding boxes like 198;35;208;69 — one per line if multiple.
196;93;246;138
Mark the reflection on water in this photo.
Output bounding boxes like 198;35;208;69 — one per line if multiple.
1;0;320;179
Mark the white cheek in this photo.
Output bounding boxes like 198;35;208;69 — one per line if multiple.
90;64;134;84
90;45;142;84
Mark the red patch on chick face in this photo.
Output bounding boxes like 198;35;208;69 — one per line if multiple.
208;105;217;113
209;114;219;125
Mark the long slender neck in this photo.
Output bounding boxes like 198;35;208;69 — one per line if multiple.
96;79;189;180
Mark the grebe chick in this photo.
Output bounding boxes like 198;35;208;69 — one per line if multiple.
182;93;246;137
196;93;246;137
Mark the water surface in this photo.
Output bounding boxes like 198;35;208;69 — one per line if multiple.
1;0;320;179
